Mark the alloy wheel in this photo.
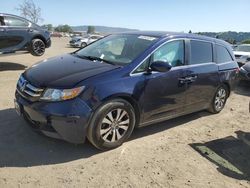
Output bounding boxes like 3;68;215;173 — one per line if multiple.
100;108;130;143
33;40;45;55
214;88;227;111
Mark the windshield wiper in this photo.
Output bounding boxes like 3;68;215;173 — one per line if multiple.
80;55;116;65
72;52;119;65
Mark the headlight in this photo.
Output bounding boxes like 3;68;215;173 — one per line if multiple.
40;86;85;101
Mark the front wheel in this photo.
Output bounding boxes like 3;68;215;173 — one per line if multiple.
30;39;46;56
208;85;229;113
81;42;87;48
87;99;136;150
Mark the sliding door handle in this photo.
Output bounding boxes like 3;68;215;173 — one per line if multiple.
178;78;186;84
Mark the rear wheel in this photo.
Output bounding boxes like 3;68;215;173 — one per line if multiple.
208;85;229;113
30;39;45;56
87;99;136;150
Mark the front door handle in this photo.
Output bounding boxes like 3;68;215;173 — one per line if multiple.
0;28;5;32
185;75;197;83
27;28;34;32
178;78;186;84
178;75;197;85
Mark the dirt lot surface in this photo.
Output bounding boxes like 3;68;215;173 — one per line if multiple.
0;38;250;188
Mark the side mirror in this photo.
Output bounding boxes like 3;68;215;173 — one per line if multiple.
150;61;172;72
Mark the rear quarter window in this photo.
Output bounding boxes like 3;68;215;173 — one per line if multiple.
190;40;213;65
4;16;29;27
216;45;233;63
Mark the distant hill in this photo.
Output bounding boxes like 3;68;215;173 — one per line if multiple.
197;31;250;43
71;25;138;34
71;26;250;43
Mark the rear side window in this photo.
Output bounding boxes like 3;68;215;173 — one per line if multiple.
4;16;29;27
216;45;233;63
190;40;213;65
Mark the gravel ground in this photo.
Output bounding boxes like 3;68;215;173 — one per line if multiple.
0;38;249;188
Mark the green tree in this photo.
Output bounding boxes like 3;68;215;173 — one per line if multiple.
226;38;236;44
87;26;95;34
188;30;192;34
42;24;53;31
54;25;72;33
242;39;250;44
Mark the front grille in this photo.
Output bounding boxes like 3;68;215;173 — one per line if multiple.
17;75;44;101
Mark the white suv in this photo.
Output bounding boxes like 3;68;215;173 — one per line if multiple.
233;44;250;66
69;35;103;48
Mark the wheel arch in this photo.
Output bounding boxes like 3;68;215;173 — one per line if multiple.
32;35;46;45
221;81;231;97
101;94;141;127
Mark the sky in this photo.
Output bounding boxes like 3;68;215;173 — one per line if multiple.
1;0;249;32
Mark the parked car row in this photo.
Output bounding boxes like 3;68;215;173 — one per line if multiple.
69;34;104;48
0;13;51;56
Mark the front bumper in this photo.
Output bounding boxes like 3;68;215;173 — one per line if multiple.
46;38;52;48
239;68;250;81
69;42;81;47
15;91;93;144
235;58;249;67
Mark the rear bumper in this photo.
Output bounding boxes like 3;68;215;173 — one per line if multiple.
15;91;93;144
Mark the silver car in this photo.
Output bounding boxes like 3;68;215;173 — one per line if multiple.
69;35;103;48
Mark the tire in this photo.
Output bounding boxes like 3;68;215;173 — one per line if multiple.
30;39;46;56
81;42;87;48
208;85;229;114
87;99;136;150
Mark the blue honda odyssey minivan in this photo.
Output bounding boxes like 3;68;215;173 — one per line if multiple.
15;31;239;150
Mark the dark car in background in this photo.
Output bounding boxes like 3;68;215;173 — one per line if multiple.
0;13;51;56
15;31;239;150
239;62;250;81
233;44;250;67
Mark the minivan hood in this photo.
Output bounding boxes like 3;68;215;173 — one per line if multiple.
24;54;118;88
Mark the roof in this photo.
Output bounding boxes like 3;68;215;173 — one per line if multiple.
120;30;230;46
121;31;185;38
0;13;33;23
0;13;24;19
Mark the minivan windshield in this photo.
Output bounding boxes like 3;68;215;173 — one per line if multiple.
234;45;250;52
75;34;158;65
